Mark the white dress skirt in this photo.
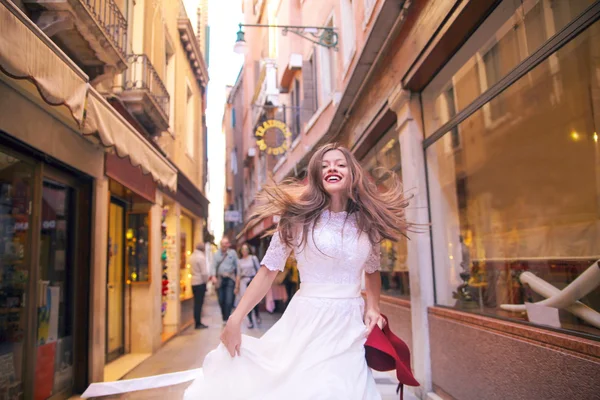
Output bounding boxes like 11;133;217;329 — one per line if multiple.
184;210;383;400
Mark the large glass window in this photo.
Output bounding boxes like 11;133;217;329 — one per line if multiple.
423;0;595;138
425;12;600;336
0;151;32;400
362;129;410;298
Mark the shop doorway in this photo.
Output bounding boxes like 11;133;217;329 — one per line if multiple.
106;199;126;362
33;168;92;400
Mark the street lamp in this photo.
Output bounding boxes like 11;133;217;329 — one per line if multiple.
233;26;249;55
234;23;338;55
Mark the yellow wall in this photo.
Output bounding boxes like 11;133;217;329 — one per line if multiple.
133;0;206;190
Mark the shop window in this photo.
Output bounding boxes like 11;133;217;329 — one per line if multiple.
126;213;150;282
180;214;194;300
361;129;409;298
425;16;600;336
0;151;32;399
422;0;595;137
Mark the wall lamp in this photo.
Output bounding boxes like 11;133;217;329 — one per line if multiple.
234;23;338;55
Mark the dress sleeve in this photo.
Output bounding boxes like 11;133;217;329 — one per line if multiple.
260;230;293;272
364;242;381;274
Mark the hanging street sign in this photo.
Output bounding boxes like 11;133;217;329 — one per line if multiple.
255;119;292;155
224;210;242;223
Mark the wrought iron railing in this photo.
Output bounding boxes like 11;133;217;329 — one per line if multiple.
123;54;170;119
82;0;127;57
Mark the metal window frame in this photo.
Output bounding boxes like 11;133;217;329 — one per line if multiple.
420;0;600;329
423;0;600;149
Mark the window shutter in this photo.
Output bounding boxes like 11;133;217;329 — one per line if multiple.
301;51;317;124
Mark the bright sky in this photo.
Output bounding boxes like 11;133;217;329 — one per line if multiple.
204;0;244;242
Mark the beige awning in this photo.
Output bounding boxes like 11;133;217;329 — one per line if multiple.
0;0;88;125
0;0;177;191
82;89;178;191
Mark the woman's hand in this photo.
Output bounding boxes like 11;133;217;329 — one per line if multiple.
234;285;240;295
220;317;242;357
364;308;385;336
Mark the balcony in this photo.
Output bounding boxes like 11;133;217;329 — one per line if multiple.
24;0;127;80
119;54;170;135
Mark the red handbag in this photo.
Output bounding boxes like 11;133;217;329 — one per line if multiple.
365;314;419;399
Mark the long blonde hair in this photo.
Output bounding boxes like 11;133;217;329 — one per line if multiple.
246;143;412;248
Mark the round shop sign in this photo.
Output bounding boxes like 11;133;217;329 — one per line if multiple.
255;119;292;155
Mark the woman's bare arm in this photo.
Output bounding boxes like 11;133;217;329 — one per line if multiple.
364;271;383;334
221;266;279;356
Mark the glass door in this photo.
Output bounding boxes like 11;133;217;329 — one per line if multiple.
106;200;125;362
34;178;76;399
0;149;34;400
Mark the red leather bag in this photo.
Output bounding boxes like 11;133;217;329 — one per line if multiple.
365;315;419;399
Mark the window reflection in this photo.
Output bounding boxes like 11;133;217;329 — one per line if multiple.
426;17;600;336
424;0;595;137
362;130;410;298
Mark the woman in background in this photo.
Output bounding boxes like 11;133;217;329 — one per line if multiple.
235;243;261;328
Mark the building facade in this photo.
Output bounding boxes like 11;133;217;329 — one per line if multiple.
0;0;208;398
230;0;600;399
223;69;246;241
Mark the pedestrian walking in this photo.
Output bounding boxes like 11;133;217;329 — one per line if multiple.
210;237;238;324
190;242;208;329
234;243;261;328
182;143;414;399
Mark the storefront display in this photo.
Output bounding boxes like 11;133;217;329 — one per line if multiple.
179;214;194;300
0;151;32;400
126;213;150;283
161;207;169;318
361;131;410;298
423;0;600;336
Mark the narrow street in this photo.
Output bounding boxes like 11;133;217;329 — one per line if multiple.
122;295;417;400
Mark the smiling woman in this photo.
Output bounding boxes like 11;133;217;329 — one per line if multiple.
175;143;416;400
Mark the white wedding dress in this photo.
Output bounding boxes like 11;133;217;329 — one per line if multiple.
184;210;382;400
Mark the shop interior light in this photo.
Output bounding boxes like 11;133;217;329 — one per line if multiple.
570;131;580;141
594;132;598;143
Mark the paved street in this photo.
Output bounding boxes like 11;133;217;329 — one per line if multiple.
124;295;417;400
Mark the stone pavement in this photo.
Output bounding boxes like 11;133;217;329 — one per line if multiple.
123;295;418;400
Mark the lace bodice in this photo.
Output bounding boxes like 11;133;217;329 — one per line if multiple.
261;210;380;284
